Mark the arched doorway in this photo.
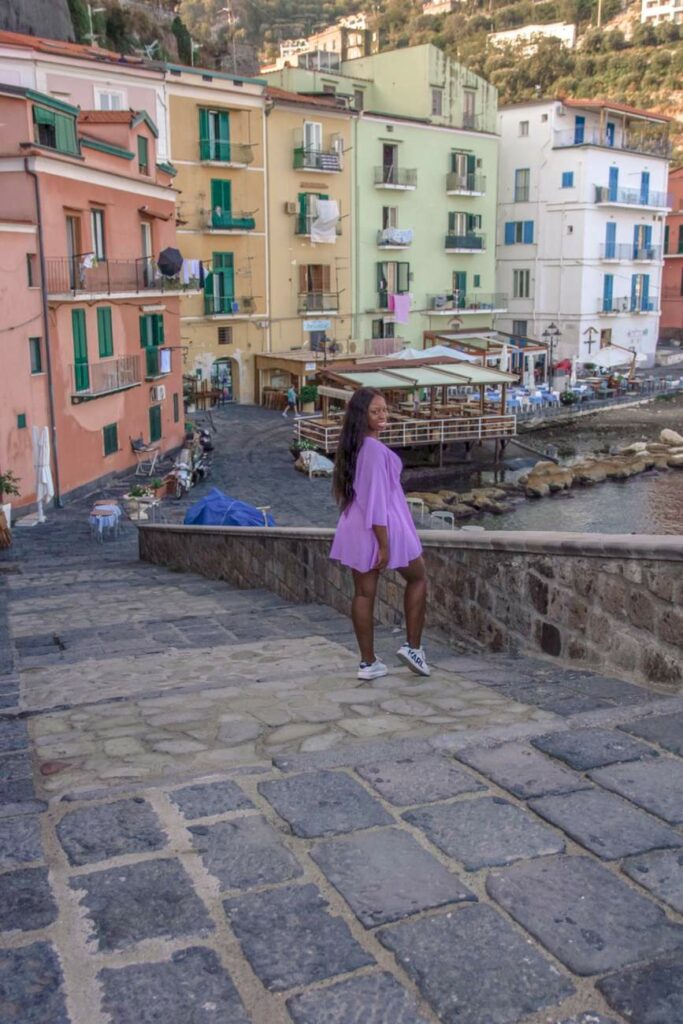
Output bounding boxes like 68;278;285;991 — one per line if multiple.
211;357;238;403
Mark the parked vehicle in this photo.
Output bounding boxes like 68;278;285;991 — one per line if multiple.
169;447;193;499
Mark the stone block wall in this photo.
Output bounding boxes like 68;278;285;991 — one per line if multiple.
139;526;683;689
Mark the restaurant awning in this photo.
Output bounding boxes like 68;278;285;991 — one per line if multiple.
326;361;517;390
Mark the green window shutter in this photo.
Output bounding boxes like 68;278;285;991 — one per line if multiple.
72;309;89;392
448;211;456;232
217;110;230;161
33;106;55;126
138;135;149;172
103;423;118;456
140;315;149;348
55;113;77;155
199;108;210;159
97;307;113;357
152;314;165;346
397;263;410;293
466;154;476;174
149;404;162;443
173;393;180;423
211;179;231;226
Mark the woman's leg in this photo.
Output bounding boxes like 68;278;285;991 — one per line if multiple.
397;556;428;649
351;569;379;663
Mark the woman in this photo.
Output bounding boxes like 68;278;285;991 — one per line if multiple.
330;388;429;680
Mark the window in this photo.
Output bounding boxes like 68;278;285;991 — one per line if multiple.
17;414;27;429
514;168;530;202
218;326;233;345
678;225;683;255
664;225;669;254
473;275;481;287
354;89;364;110
95;89;125;111
29;337;42;374
97;307;113;358
541;113;548;122
376;261;410;307
519;120;529;137
303;120;323;156
371;319;396;339
26;253;38;287
198;108;230;161
382;206;398;229
574;115;585;145
512;319;528;337
504;221;534;244
149;404;162;443
431;88;443;116
211;179;233;227
322;84;336;95
139;314;164;348
103;423;118;456
137;135;149;175
173;393;180;423
299;263;331;298
90;209;106;259
512;269;531;298
602;273;614;311
463;90;476;129
561;171;574;188
680;266;683;296
72;308;89;392
205;252;235;315
32;104;78;155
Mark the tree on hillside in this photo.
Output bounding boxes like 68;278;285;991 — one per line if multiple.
172;15;193;63
68;0;89;42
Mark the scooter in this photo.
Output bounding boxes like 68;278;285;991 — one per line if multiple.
170;447;193;499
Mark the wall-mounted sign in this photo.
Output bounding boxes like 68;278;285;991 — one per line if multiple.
303;319;331;332
305;363;317;372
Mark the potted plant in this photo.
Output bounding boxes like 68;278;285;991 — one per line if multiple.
299;384;318;414
0;470;20;529
150;477;166;499
289;437;318;460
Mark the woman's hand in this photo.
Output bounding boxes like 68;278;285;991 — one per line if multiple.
374;544;390;572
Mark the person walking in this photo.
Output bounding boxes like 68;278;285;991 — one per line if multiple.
282;384;299;418
330;388;429;680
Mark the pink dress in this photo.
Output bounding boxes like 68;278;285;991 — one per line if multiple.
330;436;422;573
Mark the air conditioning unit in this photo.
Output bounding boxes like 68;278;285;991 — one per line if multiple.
284;201;297;214
151;385;166;401
348;341;358;353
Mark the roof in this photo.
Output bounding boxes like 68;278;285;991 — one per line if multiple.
0;29;145;65
78;111;131;124
561;97;671;124
266;86;350;112
324;359;517;390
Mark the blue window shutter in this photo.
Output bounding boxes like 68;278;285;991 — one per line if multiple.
631;274;638;310
561;171;573;188
574;116;585;144
603;274;613;310
608;167;619;202
504;222;515;245
605;222;616;259
642;274;650;309
523;221;534;244
640;171;650;205
644;225;652;248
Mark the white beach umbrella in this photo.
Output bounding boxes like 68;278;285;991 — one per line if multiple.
570;357;577;386
32;426;54;523
499;344;509;373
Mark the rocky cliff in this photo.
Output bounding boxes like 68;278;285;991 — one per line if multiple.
1;0;74;41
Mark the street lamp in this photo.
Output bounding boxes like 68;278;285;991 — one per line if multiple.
87;3;106;46
541;322;561;387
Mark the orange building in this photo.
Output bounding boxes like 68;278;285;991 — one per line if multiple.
0;85;190;510
662;166;683;341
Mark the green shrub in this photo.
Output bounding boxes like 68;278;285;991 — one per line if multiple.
299;384;318;404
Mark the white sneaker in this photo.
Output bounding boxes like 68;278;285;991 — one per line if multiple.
397;644;431;677
357;659;388;681
282;411;288;418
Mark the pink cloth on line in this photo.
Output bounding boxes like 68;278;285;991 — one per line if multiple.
329;436;422;573
390;292;411;324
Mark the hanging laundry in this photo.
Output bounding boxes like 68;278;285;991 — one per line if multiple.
310;199;340;244
390;293;411;324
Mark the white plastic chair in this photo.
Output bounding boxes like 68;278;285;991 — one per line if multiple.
430;510;455;529
406;497;426;523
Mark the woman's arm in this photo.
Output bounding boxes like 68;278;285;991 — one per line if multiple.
372;525;389;571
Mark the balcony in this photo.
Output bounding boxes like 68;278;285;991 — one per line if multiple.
427;292;507;314
597;295;660;315
595;186;671;210
46;257;195;297
365;337;406;356
199;140;254;166
204;210;256;233
204;294;256;317
553;127;673;159
444;233;486;253
293;147;342;172
71;354;141;400
446;172;486;196
599;244;662;262
374;166;417;190
376;227;413;249
295;213;342;238
297;291;339;314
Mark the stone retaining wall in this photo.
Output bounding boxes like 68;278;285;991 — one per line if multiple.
139;526;683;689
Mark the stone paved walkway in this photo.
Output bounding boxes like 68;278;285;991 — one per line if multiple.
2;471;683;1022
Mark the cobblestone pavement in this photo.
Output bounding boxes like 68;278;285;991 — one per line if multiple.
2;429;683;1022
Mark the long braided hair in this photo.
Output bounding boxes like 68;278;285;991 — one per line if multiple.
332;388;382;511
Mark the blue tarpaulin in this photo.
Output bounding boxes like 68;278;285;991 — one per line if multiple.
184;488;275;527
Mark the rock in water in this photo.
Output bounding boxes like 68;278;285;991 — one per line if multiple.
660;428;683;446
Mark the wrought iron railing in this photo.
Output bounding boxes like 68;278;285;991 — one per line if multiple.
293;147;342;172
554;127;672;159
71;355;141;397
427;292;507;312
46;257;192;295
444;233;486;251
297;291;339;313
198;139;253;163
599;243;662;261
205;210;256;230
597;295;659;314
204;294;256;316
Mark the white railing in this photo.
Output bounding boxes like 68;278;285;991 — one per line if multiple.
294;413;517;452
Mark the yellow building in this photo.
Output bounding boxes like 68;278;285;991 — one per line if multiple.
258;87;353;404
165;65;268;403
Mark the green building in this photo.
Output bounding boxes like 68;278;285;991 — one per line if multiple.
264;44;502;355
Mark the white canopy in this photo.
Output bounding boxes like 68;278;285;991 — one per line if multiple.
595;345;647;369
394;344;481;363
32;426;54;523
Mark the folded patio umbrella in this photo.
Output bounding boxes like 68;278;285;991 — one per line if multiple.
157;247;183;277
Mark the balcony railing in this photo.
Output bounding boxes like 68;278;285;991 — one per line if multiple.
597;295;659;314
144;347;171;378
595;185;671;209
427;292;507;312
554;127;673;159
293;147;342;172
71;354;141;398
297;291;339;313
198;140;253;164
599;244;662;261
446;172;486;195
365;337;406;356
46;257;194;296
295;214;342;237
204;294;256;316
374;166;417;188
376;227;413;248
205;210;256;231
445;233;486;252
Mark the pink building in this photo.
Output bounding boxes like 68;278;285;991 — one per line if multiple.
0;85;188;510
661;166;683;341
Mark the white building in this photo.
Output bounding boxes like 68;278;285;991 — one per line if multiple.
422;0;461;16
487;23;576;52
641;0;683;25
495;98;672;367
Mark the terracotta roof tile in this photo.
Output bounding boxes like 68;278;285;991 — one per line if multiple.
266;85;349;111
78;110;133;124
0;29;144;64
561;97;671;123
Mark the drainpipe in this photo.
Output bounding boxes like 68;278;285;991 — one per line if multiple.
25;157;62;506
